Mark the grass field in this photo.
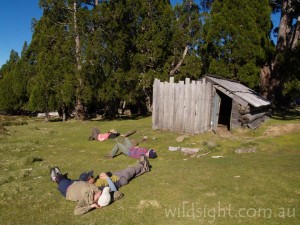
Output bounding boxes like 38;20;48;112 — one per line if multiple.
0;112;299;225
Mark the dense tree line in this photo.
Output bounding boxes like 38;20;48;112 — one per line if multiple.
0;0;299;121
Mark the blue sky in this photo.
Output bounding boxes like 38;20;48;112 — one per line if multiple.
0;0;279;68
0;1;42;67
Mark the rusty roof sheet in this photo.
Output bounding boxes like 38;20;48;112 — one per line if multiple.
206;76;270;107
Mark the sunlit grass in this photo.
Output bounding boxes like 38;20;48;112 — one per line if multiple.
0;114;299;225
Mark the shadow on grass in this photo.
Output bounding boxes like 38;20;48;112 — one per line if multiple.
0;121;28;126
271;108;300;120
48;118;63;122
87;114;151;122
0;125;9;135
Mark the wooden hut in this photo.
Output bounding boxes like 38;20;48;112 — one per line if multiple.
152;75;270;134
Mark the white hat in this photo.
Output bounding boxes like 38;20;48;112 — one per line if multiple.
98;187;111;207
109;129;118;134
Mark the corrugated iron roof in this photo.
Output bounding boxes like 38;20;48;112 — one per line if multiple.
205;76;270;107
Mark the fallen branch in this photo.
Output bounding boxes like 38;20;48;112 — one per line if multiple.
196;151;211;158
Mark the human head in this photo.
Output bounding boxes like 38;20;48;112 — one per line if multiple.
97;187;111;207
109;129;118;134
147;149;157;158
79;171;95;184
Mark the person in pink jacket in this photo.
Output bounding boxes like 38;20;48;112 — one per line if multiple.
88;127;120;141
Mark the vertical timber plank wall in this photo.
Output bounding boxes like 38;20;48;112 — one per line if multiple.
183;78;190;132
230;100;241;129
162;81;169;130
199;79;205;133
152;78;212;133
158;82;165;129
168;77;175;131
190;80;196;134
177;80;185;131
207;81;213;130
152;78;160;129
203;78;212;132
194;80;202;134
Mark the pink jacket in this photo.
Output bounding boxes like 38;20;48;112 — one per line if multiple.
97;133;110;141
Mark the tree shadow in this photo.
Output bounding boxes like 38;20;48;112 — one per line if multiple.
87;114;151;122
271;108;300;120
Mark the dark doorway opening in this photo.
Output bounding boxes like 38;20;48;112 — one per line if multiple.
216;90;232;130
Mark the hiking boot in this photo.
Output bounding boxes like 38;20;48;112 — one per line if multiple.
50;168;57;182
141;154;150;172
139;154;146;164
121;130;136;137
113;191;124;202
88;136;95;141
144;158;150;172
54;166;62;175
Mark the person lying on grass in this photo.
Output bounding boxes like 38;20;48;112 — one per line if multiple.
79;154;151;189
105;137;157;159
88;127;136;141
50;167;123;215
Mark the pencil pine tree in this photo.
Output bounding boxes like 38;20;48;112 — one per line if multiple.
204;0;273;89
27;0;78;121
168;0;203;80
80;0;174;116
0;50;20;113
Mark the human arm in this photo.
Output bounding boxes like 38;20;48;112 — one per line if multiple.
74;199;100;216
100;172;117;191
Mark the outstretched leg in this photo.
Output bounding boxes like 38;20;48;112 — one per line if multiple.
50;168;74;197
112;158;150;187
110;142;130;157
89;127;100;140
123;137;133;148
58;178;74;197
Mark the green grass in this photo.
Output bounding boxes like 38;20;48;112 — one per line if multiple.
0;114;299;225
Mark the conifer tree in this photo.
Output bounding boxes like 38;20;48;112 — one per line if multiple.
10;42;32;112
130;0;174;112
0;51;20;113
81;0;174;116
169;0;203;80
204;0;273;90
27;0;76;121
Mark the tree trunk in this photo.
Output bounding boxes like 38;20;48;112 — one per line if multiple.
260;64;272;99
44;111;49;123
61;103;68;122
276;0;290;52
73;2;86;120
269;0;294;106
169;46;188;76
268;65;282;107
291;16;300;50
